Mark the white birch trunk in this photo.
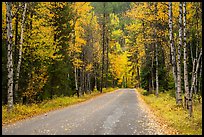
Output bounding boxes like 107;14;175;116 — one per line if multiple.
6;2;14;112
169;2;178;103
183;2;190;109
155;43;159;97
194;5;200;95
15;3;27;100
198;59;202;95
151;55;154;92
74;67;78;91
189;49;202;117
177;2;183;105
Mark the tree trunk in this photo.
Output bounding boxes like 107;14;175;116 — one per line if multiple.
194;4;200;95
100;2;106;93
183;2;190;109
142;21;150;91
6;2;14;112
105;14;109;88
74;67;78;91
15;2;27;104
198;59;202;93
88;73;91;93
154;2;159;97
155;42;159;97
82;66;85;95
94;70;97;90
137;66;140;88
14;4;19;103
151;48;154;93
177;2;183;105
189;49;202;117
198;58;202;103
79;69;83;96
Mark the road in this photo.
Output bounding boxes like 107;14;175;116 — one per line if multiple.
2;89;166;135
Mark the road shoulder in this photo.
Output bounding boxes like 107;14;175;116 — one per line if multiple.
134;89;179;135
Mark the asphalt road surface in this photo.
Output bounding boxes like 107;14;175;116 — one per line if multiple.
2;89;165;135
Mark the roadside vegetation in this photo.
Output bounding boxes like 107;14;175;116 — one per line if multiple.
2;88;118;126
137;88;202;135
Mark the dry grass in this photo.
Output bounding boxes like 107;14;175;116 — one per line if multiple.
136;88;202;135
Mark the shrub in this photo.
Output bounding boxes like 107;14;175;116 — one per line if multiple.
142;90;148;96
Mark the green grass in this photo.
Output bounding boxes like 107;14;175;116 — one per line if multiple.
136;88;202;135
2;88;118;126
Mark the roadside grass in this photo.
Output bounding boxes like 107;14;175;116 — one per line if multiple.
136;88;202;135
2;87;118;126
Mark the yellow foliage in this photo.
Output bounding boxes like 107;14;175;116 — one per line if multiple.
85;64;93;72
109;51;130;83
2;2;6;34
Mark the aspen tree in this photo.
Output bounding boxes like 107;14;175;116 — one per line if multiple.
6;2;14;112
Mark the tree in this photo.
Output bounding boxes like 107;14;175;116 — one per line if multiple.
6;2;14;112
189;49;202;116
183;2;190;109
168;2;178;103
14;2;27;102
177;2;183;105
154;2;159;97
100;2;106;93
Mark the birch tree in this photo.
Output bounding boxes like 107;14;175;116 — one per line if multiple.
14;2;27;102
6;2;14;112
177;2;183;105
183;2;190;109
168;2;178;103
189;49;202;116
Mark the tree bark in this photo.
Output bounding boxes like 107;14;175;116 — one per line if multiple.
74;67;78;91
151;46;154;93
154;2;159;97
177;2;183;105
198;58;202;103
14;3;19;103
100;2;106;93
194;4;200;95
189;49;202;117
137;66;140;88
183;2;190;109
105;13;109;88
15;2;27;103
6;2;14;112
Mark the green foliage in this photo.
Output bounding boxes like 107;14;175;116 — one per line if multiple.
142;90;148;96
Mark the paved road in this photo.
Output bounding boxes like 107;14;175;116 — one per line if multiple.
2;89;165;135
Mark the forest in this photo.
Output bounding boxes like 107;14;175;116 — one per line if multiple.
2;1;202;120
